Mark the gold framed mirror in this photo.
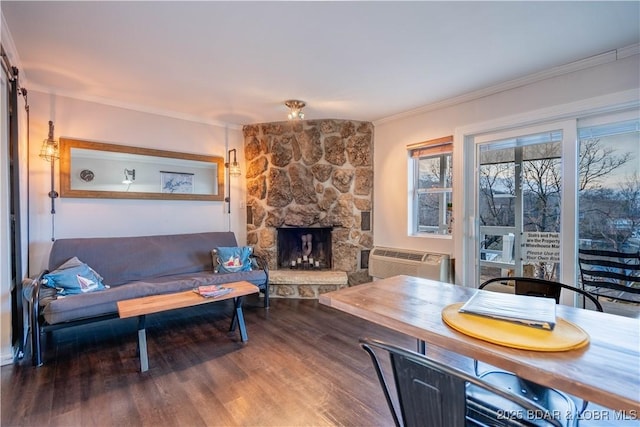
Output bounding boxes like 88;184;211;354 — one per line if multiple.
59;138;224;201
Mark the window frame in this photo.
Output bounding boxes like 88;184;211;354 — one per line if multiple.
408;136;453;236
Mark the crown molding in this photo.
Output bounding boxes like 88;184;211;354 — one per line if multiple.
454;89;639;141
27;84;243;130
374;44;640;126
618;44;640;59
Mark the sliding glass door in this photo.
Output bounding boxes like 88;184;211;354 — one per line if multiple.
475;125;566;284
465;111;638;313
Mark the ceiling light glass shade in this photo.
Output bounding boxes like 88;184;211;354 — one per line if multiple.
39;120;59;162
287;110;304;120
285;99;306;120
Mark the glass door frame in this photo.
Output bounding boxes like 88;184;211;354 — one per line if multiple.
471;121;578;292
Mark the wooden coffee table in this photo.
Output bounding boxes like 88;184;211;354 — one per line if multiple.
117;281;259;372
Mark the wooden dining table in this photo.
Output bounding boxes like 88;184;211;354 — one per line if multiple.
319;275;640;413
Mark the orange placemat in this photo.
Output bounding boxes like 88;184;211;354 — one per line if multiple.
442;303;589;352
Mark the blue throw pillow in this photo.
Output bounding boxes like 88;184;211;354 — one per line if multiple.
43;259;107;296
213;246;253;273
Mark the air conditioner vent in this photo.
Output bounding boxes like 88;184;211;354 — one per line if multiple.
369;246;451;282
372;248;424;261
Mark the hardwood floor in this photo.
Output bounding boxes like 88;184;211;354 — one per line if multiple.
1;298;414;426
1;297;635;426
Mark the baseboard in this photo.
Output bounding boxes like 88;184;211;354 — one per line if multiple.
0;347;16;365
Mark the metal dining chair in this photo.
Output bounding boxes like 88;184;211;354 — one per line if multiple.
360;337;568;427
479;276;603;312
578;248;640;303
475;277;603;416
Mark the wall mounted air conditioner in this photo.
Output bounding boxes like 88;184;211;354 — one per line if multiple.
369;246;452;283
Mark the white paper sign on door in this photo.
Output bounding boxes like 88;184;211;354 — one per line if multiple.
521;232;560;263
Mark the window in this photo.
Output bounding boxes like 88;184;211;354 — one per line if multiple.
409;136;453;235
578;117;639;257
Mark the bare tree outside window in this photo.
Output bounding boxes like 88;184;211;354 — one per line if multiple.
578;138;631;191
578;137;637;252
522;143;562;234
479;163;514;227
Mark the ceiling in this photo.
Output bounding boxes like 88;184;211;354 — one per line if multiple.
2;1;639;127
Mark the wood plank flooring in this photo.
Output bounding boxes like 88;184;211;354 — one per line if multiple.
1;297;634;426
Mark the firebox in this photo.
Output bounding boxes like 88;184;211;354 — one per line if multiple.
277;227;332;270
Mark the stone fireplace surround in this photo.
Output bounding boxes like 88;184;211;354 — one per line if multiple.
243;119;374;292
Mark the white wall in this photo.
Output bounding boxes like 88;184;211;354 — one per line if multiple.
27;92;245;275
373;54;640;263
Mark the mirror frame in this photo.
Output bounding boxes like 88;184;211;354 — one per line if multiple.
60;138;225;201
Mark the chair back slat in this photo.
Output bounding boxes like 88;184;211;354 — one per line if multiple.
514;279;561;303
583;269;639;283
579;257;640;271
579;248;640;259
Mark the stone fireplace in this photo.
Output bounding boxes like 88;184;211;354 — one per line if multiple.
243;119;374;287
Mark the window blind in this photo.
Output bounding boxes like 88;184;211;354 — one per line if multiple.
408;135;453;158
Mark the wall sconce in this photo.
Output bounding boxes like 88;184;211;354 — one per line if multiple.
226;148;241;177
39;120;59;162
122;168;136;184
224;148;241;214
285;99;305;120
39;120;59;241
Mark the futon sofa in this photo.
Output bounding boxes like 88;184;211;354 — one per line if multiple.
23;231;269;366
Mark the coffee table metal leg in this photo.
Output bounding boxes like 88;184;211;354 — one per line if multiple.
229;297;248;342
137;315;149;372
230;303;237;332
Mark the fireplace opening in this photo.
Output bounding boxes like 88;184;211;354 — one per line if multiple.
277;227;332;270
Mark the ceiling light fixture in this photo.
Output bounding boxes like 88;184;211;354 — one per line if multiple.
285;99;306;120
